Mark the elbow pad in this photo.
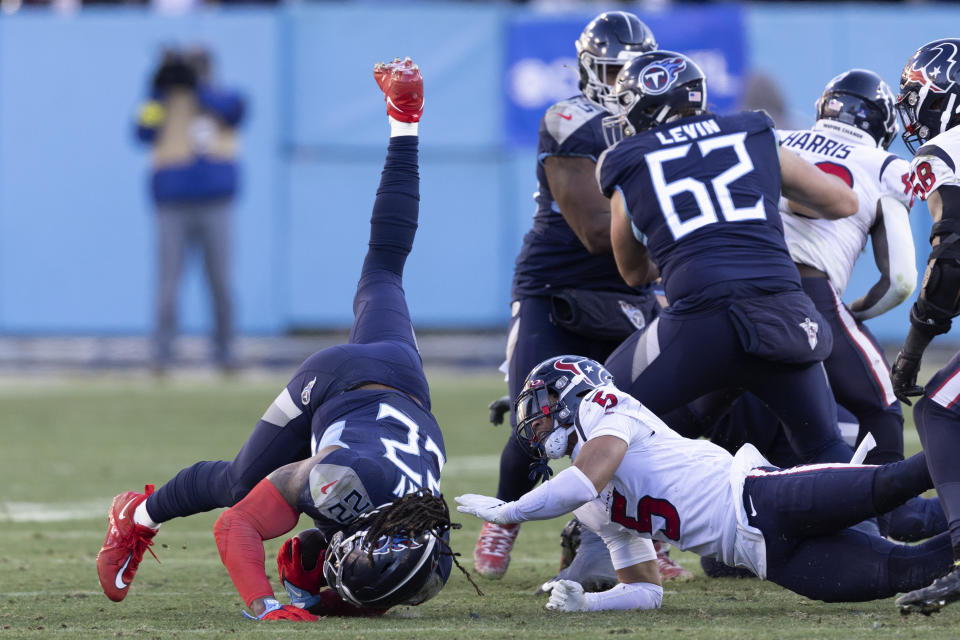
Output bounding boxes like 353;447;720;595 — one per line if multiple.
912;261;960;336
914;197;960;335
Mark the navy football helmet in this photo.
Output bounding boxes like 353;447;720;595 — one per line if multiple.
816;69;898;149
323;524;443;609
576;11;658;108
897;38;960;153
515;355;613;460
601;51;707;146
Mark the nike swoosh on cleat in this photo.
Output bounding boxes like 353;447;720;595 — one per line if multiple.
385;96;404;112
557;113;573;120
118;497;137;521
114;553;133;590
320;480;338;495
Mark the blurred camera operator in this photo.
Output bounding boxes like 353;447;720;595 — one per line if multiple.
135;46;246;375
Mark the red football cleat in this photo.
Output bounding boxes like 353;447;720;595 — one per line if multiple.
654;541;694;582
97;484;159;602
373;57;423;123
473;521;520;579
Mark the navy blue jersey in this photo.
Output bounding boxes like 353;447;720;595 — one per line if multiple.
598;111;800;305
298;389;445;539
512;95;644;298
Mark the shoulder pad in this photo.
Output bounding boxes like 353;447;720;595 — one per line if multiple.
916;143;958;176
305;461;376;526
724;109;775;133
543;96;604;147
920;126;960;175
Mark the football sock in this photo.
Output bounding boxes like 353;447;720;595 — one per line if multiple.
146;459;232;522
888;532;954;594
872;452;933;514
361;135;419;277
134;501;161;530
389;116;418;138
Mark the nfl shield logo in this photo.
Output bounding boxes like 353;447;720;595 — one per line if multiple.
799;317;819;350
619;300;647;331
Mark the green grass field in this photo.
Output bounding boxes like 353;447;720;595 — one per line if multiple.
1;368;957;639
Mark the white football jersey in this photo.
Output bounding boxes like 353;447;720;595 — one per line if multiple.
778;120;913;294
569;384;771;578
906;125;960;201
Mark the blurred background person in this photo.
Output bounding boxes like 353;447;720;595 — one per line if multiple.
135;46;246;375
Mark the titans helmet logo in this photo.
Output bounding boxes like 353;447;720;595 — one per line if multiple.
640;57;687;95
370;534;424;556
907;40;959;94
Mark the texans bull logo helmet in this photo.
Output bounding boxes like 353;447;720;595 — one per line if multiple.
897;38;960;153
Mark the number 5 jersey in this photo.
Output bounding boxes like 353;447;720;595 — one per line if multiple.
569;384;771;577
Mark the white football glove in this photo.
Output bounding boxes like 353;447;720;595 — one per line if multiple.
454;494;511;524
542;579;589;612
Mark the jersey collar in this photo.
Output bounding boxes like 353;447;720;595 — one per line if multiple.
813;119;880;148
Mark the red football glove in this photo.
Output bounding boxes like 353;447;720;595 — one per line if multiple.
242;597;318;622
277;531;327;592
260;605;318;622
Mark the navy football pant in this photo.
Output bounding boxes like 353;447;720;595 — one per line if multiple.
147;136;425;522
745;453;952;601
672;392;947;541
666;280;902;463
606;302;852;463
803;278;903;465
495;295;628;501
915;385;960;557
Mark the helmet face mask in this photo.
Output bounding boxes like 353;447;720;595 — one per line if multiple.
323;525;442;609
514;356;613;460
576;11;658;108
897;38;960;154
601;51;707;147
816;69;898;149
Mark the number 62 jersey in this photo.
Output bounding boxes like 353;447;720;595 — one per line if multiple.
569;384;770;577
596;110;798;305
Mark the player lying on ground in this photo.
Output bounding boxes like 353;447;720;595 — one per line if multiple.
98;57;468;619
456;355;954;611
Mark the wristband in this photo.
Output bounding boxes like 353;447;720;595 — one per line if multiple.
242;598;282;620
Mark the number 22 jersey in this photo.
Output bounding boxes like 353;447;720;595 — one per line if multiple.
596;111;799;306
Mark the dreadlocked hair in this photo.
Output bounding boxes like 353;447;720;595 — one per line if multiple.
345;488;484;597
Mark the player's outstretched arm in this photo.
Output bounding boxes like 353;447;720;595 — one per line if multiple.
456;437;625;523
213;453;331;621
780;147;858;219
